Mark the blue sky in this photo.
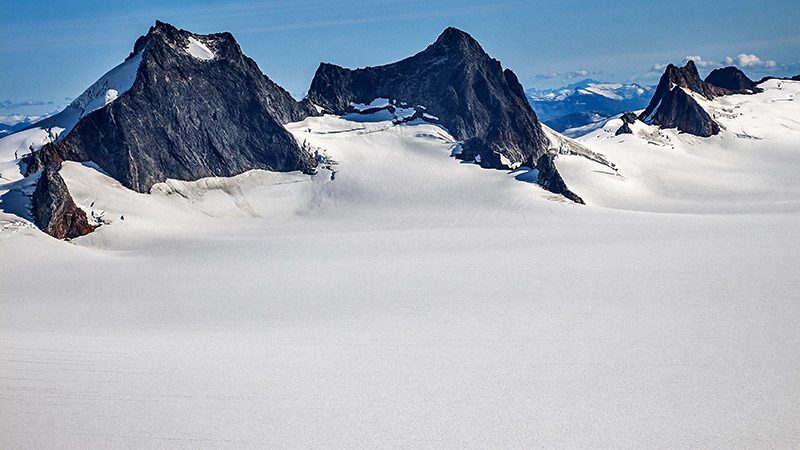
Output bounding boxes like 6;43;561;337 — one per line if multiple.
1;0;799;117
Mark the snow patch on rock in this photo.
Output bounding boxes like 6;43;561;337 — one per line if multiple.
186;36;214;61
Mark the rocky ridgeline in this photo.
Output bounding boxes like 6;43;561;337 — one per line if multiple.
306;28;559;175
639;61;723;137
705;66;762;94
639;61;764;137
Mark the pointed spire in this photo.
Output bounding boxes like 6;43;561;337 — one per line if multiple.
430;27;485;57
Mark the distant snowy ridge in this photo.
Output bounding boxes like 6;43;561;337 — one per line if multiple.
526;80;654;132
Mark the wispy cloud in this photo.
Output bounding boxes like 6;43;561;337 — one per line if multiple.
0;99;72;118
534;69;602;81
0;113;50;125
724;53;778;68
0;100;55;109
684;55;721;68
641;52;796;81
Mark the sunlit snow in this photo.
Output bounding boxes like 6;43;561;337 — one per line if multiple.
186;36;215;60
1;80;799;448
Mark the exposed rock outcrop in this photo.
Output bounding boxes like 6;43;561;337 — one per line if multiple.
615;112;637;135
639;61;722;137
615;122;633;135
536;154;584;204
31;167;96;239
306;27;550;171
26;21;317;193
705;66;761;94
620;112;638;124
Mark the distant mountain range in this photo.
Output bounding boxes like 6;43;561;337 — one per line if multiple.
0;115;49;138
526;80;654;132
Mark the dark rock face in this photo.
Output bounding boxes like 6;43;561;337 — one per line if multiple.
28;21;316;193
32;167;96;239
705;66;761;94
306;27;550;171
792;75;800;81
648;87;720;137
616;111;638;134
536;154;584;204
615;122;633;136
620;112;638;124
639;61;722;137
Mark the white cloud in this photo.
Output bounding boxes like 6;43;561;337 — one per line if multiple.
646;53;785;76
650;63;667;72
636;54;798;85
684;55;721;68
534;69;602;81
733;53;777;68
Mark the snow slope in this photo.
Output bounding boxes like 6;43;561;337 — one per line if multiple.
556;79;800;214
1;89;799;448
0;51;142;182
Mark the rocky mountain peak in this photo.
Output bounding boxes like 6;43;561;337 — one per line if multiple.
429;27;486;57
307;28;549;166
660;60;719;100
304;28;585;202
639;61;723;137
305;28;583;200
25;21;317;193
705;66;761;94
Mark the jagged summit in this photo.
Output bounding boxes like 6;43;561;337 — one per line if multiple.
639;60;722;137
642;61;719;117
705;66;761;94
667;61;721;99
429;27;486;56
436;26;472;42
25;20;317;193
306;27;575;198
129;20;314;123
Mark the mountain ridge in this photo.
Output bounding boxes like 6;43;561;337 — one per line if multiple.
306;27;551;172
638;61;723;137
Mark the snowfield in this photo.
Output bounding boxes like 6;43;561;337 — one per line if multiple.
558;79;800;214
1;82;799;448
